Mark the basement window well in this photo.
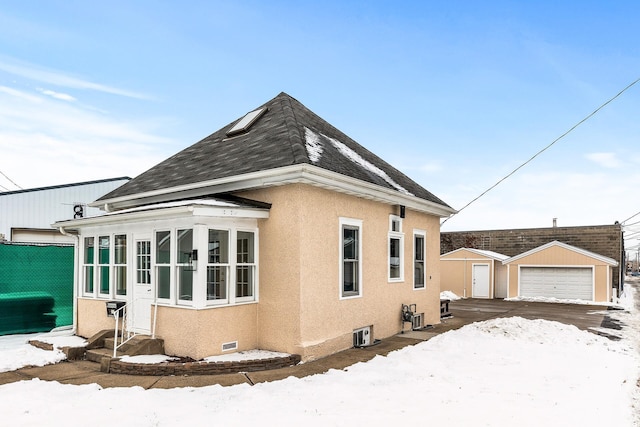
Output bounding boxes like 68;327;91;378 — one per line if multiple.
226;107;268;136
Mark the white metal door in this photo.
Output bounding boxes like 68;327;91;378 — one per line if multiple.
520;267;593;300
132;239;153;333
472;264;490;298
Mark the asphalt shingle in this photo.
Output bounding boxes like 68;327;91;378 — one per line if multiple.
98;92;450;208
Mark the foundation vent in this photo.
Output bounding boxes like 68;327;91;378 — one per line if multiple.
222;341;238;352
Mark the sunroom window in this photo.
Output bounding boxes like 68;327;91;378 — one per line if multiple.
207;229;229;303
98;236;110;295
177;229;194;302
83;237;94;295
156;231;171;300
114;234;127;296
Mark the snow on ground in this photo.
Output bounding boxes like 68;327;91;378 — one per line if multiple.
0;285;638;426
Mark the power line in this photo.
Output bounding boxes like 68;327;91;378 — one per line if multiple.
442;76;640;225
622;209;640;225
0;169;22;190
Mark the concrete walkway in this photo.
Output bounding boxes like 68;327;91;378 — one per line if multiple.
0;295;625;389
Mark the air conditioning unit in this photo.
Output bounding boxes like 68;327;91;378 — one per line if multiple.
353;326;371;347
412;313;424;330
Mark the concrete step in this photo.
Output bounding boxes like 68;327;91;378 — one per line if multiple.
103;335;164;356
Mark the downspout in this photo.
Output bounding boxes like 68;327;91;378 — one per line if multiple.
58;227;78;335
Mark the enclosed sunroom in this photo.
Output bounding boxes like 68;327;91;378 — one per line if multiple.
60;199;269;358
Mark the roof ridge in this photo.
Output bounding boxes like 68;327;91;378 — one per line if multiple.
277;93;309;164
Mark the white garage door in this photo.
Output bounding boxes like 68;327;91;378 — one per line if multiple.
520;267;593;301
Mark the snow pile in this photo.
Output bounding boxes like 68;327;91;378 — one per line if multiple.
118;354;179;364
0;334;67;373
203;349;290;362
440;290;461;301
0;316;638;426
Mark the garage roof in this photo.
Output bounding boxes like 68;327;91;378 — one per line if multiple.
502;240;618;266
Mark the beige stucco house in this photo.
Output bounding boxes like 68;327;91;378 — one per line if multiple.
54;92;455;361
440;248;508;299
503;241;618;302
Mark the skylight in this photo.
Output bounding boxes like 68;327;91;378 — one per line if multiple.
226;107;268;136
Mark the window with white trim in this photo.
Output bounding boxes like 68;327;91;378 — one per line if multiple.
414;231;426;289
114;234;127;296
177;229;194;303
136;241;151;285
388;215;404;282
156;230;171;301
98;235;110;296
83;237;95;295
236;231;256;301
207;229;229;303
340;218;362;298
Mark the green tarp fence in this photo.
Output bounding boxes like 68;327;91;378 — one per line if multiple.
0;242;74;335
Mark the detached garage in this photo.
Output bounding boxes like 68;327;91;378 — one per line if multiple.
503;241;618;302
440;248;509;299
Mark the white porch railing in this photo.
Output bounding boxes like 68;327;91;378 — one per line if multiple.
112;303;137;358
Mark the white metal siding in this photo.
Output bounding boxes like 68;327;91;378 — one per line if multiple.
0;179;128;242
520;267;593;301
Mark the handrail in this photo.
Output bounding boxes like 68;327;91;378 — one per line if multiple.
112;303;136;358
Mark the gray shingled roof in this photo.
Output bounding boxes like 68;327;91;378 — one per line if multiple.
98;92;450;208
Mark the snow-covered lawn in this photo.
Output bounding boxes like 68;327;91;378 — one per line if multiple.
0;286;638;426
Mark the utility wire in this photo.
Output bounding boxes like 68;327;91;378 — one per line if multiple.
622;209;640;225
442;76;640;225
0;169;22;190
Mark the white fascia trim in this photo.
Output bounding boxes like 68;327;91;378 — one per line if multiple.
92;164;457;218
52;204;269;229
502;240;618;266
441;247;509;261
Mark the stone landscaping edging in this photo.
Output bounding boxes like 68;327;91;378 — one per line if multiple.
108;354;302;376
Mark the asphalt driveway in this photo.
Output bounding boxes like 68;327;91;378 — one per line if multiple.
0;289;632;389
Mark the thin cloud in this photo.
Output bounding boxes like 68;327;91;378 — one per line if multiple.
0;84;172;189
0;56;152;100
37;88;76;102
585;152;621;168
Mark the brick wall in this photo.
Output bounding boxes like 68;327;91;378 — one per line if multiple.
441;224;624;289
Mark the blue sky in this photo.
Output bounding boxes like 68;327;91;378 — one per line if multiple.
0;1;638;248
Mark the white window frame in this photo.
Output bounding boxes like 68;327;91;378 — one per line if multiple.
114;234;127;297
97;235;111;298
155;229;173;304
388;215;404;282
80;233;127;299
176;228;195;306
82;236;95;297
206;228;231;306
339;217;363;299
413;229;426;290
234;229;258;304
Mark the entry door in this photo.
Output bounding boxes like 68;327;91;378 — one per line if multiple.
472;264;490;298
132;239;153;333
